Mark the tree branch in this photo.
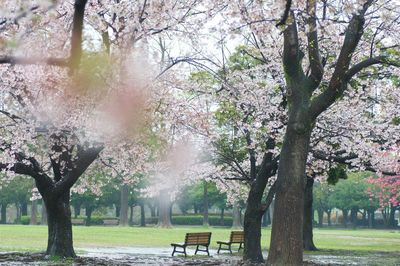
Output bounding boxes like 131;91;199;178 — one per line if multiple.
345;56;400;81
309;0;374;119
306;0;323;90
53;145;103;196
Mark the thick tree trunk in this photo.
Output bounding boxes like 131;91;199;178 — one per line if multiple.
317;209;324;228
157;191;172;228
303;176;318;251
0;203;7;224
119;184;129;226
220;208;225;226
30;200;38;225
44;191;76;258
232;202;242;229
41;200;47;225
203;181;209;226
243;196;264;262
267;124;312;265
140;202;146;227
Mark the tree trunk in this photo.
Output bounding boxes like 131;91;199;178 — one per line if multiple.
15;203;21;224
157;191;172;228
194;204;198;214
243;193;264;263
140;202;146;227
350;208;358;228
85;207;92;226
326;209;332;226
41;200;47;225
232;202;242;229
220;208;225;226
30;200;38;225
21;202;28;216
119;184;129;226
389;205;397;228
367;209;374;228
267;124;312;265
115;205;120;218
149;204;156;218
317;209;324;228
0;203;7;224
342;209;348;228
129;205;134;225
73;204;81;218
44;190;76;258
303;176;318;251
203;181;209;226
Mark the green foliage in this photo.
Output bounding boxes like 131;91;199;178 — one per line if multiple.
327;165;348;185
329;172;379;211
145;215;233;226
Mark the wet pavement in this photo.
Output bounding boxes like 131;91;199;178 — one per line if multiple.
1;247;399;265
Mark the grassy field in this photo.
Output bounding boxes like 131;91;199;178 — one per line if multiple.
0;225;399;253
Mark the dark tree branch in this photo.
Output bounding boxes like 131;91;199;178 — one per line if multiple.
53;145;103;196
306;0;323;90
0;56;69;67
345;56;400;81
276;0;292;27
309;0;374;119
69;0;88;72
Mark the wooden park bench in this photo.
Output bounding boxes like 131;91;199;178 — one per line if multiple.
217;231;244;254
171;232;212;257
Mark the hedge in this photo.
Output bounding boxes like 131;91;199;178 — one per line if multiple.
146;215;233;226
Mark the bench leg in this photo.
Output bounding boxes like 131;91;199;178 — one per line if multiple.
217;243;222;254
238;242;243;251
195;245;199;255
172;246;176;256
184;246;187;257
229;244;232;254
206;245;210;256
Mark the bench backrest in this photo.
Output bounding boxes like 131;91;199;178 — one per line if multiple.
230;231;244;243
185;232;212;245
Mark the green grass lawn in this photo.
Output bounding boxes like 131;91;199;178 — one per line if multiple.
0;225;399;253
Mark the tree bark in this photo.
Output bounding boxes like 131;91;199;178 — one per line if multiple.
119;184;129;226
129;205;134;225
0;204;7;224
157;191;172;228
203;181;209;226
303;176;318;251
389;205;397;228
30;200;38;225
267;124;312;265
140;202;146;227
44;190;76;258
115;205;120;218
350;208;358;228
